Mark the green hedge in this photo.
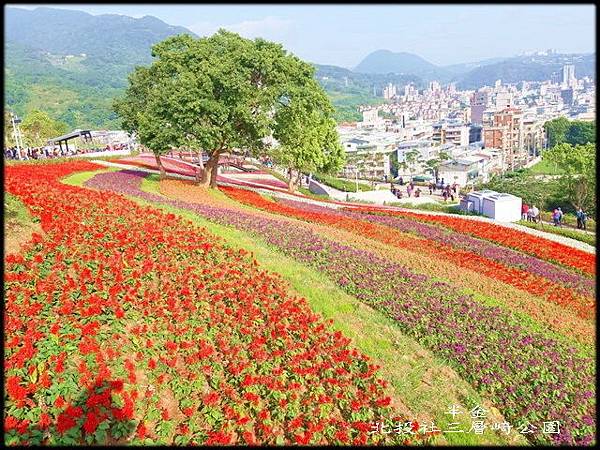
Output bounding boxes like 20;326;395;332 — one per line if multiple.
313;173;371;192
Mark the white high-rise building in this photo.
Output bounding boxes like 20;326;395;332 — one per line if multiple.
429;81;441;92
562;64;576;88
383;83;397;100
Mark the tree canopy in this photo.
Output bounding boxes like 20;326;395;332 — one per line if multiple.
271;76;345;192
397;149;423;178
543;142;596;216
114;30;342;187
424;151;451;181
565;121;595;146
20;109;69;147
544;117;595;148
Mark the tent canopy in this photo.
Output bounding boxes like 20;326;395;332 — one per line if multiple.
47;129;92;145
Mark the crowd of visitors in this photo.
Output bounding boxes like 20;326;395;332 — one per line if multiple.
4;143;130;160
390;176;460;202
522;202;588;230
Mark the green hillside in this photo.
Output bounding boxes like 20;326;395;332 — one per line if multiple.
3;7;419;129
456;53;596;89
4;7;196;129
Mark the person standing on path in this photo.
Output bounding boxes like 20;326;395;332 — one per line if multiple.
529;205;539;223
552;208;563;227
576;207;587;230
581;209;587;231
557;207;564;227
522;203;529;221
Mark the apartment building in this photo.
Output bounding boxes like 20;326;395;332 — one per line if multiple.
432;120;469;146
483;107;528;171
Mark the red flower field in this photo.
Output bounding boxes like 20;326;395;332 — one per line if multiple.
4;161;426;446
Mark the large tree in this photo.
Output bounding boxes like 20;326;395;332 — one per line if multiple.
115;30;319;187
543;117;570;148
20;110;68;148
565;121;595;146
544;142;596;216
424;150;451;181
114;65;181;179
397;149;423;180
271;77;345;192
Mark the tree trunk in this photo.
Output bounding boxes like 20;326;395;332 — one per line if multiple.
287;168;296;193
200;151;220;188
209;156;220;188
197;150;204;170
154;153;167;180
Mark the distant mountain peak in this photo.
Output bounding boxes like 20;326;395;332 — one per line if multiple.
353;49;450;82
354;49;437;73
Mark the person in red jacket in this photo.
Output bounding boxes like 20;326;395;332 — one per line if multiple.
521;203;529;220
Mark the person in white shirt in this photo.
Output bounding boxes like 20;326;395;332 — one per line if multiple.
529;205;539;223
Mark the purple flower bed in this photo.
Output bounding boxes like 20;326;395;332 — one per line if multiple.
85;170;595;445
275;198;595;296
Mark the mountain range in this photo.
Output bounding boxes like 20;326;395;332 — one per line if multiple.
353;49;595;89
4;7;596;128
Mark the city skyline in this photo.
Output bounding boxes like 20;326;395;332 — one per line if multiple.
9;3;596;68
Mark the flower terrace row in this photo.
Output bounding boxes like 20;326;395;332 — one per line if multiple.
85;169;595;446
350;207;595;276
221;188;594;321
278;198;594;297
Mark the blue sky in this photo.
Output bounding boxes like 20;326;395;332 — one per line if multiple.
11;4;596;68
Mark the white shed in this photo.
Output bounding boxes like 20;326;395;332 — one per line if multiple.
481;193;522;222
460;190;498;214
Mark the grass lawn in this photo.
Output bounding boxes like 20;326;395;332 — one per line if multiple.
314;173;372;192
517;220;596;246
61;168;525;446
4;192;42;255
526;158;565;175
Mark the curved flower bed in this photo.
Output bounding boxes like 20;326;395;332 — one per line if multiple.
221;187;594;321
85;169;595;446
351;207;596;276
277;198;595;298
4;162;417;446
161;180;594;346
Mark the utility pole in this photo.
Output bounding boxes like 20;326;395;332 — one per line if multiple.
11;112;24;159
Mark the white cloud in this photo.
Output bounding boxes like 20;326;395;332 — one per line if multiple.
188;20;220;36
227;16;291;38
188;16;292;40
